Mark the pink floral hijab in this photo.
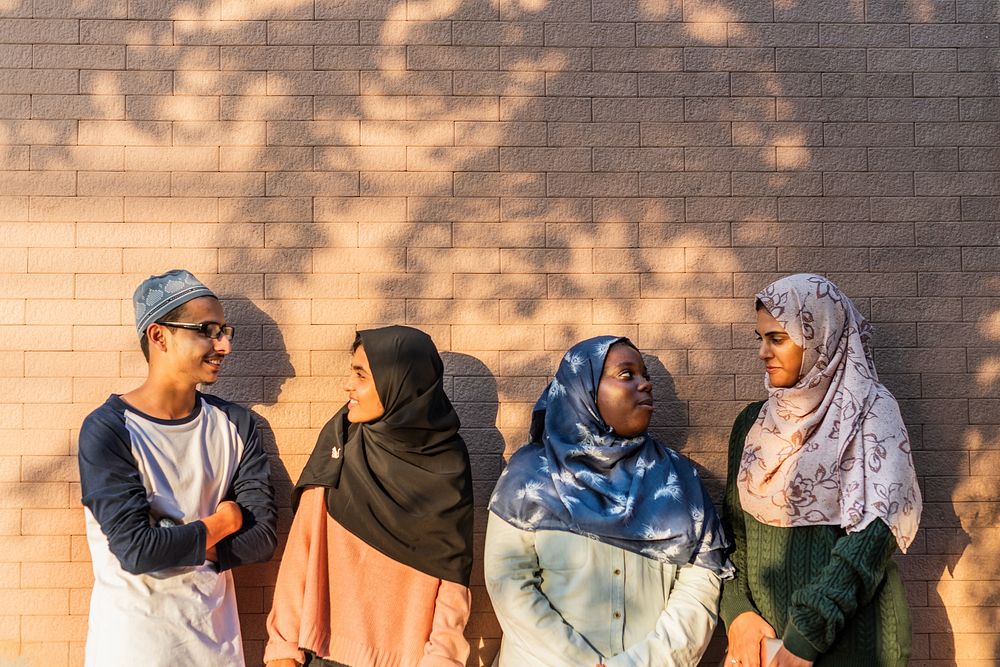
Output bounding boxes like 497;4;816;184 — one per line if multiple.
738;274;922;552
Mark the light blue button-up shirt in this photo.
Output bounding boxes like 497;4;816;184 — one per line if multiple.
485;512;721;667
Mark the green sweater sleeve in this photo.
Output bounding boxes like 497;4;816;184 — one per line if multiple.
719;402;764;628
782;519;900;662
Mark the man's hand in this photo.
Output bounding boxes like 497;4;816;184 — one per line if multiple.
203;500;243;552
724;611;777;667
216;500;243;533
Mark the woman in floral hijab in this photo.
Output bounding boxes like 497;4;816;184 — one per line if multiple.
721;274;921;667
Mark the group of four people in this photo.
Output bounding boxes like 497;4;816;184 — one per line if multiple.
78;270;921;667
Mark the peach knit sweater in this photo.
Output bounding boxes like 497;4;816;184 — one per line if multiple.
265;487;472;667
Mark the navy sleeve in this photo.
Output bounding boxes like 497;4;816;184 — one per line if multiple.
208;399;278;572
78;406;207;574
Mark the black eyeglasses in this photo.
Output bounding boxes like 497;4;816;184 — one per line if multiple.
157;321;235;341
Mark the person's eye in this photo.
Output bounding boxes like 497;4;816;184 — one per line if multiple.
619;370;633;379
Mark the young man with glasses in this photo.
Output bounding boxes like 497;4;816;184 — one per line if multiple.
77;269;278;667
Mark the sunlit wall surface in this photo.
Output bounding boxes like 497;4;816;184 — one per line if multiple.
0;0;996;664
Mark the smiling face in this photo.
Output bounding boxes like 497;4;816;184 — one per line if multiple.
344;343;386;423
148;296;231;387
596;342;654;438
755;306;805;389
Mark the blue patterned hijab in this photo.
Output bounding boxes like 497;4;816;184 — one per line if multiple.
489;336;732;577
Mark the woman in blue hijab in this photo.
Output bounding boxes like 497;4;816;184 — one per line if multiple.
485;336;730;667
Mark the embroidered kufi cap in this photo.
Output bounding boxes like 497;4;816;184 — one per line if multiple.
133;269;216;339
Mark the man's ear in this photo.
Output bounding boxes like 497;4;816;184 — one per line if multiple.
147;323;169;355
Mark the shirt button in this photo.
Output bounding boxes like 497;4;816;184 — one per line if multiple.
613;568;621;575
613;611;622;619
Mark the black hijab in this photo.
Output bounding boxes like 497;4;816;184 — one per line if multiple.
294;325;474;586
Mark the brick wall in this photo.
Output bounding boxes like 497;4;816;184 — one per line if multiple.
0;0;997;665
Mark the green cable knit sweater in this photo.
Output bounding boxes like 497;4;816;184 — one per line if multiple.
719;402;912;666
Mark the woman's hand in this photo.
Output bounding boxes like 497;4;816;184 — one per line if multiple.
265;660;300;667
724;611;776;667
770;646;812;667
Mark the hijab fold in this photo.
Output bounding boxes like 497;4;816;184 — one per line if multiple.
739;274;922;552
490;336;732;578
295;326;474;586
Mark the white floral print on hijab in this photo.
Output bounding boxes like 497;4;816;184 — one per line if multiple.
739;274;922;552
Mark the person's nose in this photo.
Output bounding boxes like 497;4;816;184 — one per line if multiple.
214;335;232;355
637;376;652;393
758;339;770;361
343;376;354;393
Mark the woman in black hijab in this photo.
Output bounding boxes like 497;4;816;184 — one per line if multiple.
265;326;475;667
